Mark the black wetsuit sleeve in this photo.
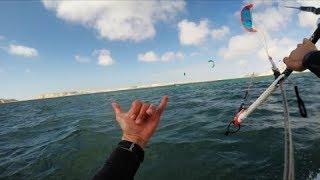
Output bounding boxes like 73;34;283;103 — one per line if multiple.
93;141;144;180
303;51;320;78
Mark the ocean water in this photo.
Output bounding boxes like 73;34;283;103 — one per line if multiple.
1;73;320;180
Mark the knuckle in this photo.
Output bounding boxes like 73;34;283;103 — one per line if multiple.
132;100;141;106
142;103;150;109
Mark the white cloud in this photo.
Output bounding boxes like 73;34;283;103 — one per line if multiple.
254;7;293;32
219;29;296;62
238;59;248;67
295;0;320;28
178;19;210;46
189;52;200;57
178;19;230;45
211;26;230;40
297;0;320;8
138;51;184;63
74;55;91;63
25;68;31;73
298;12;318;28
161;51;184;62
257;37;297;61
218;33;260;59
219;31;298;74
248;0;273;8
8;44;38;58
94;49;115;66
138;51;159;62
42;1;185;42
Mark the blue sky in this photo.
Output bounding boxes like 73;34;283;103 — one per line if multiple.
0;0;319;100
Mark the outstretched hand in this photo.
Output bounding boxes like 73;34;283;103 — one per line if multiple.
111;96;169;149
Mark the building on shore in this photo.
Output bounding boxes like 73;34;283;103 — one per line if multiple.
0;99;18;104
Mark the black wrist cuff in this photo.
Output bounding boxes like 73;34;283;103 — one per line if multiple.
303;50;318;69
118;140;144;162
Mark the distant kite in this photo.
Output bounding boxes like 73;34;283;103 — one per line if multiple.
208;60;215;68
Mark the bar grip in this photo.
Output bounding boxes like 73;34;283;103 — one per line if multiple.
310;23;320;43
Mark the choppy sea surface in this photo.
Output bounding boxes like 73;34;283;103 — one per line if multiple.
1;73;320;180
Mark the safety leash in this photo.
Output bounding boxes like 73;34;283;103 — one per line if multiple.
294;86;307;118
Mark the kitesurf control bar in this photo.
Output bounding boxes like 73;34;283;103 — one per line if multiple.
237;74;285;121
236;21;320;123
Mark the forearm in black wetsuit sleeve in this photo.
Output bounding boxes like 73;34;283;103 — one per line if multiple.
303;51;320;78
93;141;144;180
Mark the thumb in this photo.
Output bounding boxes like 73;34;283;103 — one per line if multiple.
112;102;122;115
158;96;169;114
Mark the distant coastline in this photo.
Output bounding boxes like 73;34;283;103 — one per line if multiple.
1;71;310;104
0;99;18;104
